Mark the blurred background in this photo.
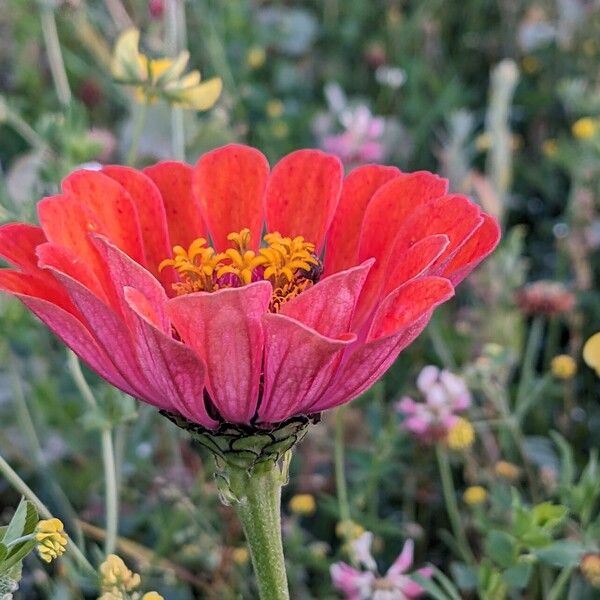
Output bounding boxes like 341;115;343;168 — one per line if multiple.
1;1;600;598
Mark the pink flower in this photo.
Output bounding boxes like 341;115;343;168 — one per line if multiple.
397;366;472;443
331;532;432;599
0;144;498;429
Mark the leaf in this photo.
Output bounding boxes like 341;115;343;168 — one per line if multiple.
450;562;478;591
550;431;575;489
484;530;518;569
534;541;585;567
2;498;28;545
503;562;533;589
411;572;456;600
531;503;568;531
0;540;36;573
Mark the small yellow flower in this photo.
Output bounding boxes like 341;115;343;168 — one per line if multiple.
99;554;141;593
111;28;222;110
266;99;284;119
232;546;249;565
335;520;365;541
551;354;577;380
494;461;521;481
35;518;68;563
522;56;541;74
246;46;266;69
581;553;600;588
142;593;165;600
289;493;316;516
583;332;600;377
542;139;558;157
271;121;289;139
463;486;488;505
447;418;475;450
572;117;598;140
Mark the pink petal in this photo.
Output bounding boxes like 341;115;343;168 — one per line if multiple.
193;144;269;250
324;165;400;276
0;223;47;271
167;282;271;423
144;161;207;249
387;539;414;577
258;312;356;424
280;260;373;338
404;567;433;598
102;165;173;283
124;287;217;426
265;149;343;251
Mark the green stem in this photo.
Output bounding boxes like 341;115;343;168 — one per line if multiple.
40;3;71;107
227;463;289;600
334;407;351;526
126;101;147;166
0;453;95;575
515;316;544;411
435;445;475;564
547;566;574;600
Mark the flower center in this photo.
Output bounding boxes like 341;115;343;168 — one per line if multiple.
159;228;322;312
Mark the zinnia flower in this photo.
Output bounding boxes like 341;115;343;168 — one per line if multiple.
330;531;431;599
0;144;498;435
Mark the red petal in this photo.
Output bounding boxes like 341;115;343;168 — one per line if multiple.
102;166;173;282
0;223;46;271
193;144;269;250
62;170;145;265
324;165;399;276
0;274;137;396
124;287;217;426
258;313;355;423
265;149;343;250
144;161;207;249
280;260;373;338
442;213;501;284
167;282;271;424
383;234;449;295
312;277;454;412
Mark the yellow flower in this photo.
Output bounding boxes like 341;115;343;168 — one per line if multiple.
551;355;577;380
35;518;68;563
581;553;600;588
289;493;316;516
494;461;521;481
99;554;141;593
542;139;558;157
246;46;266;69
142;593;165;600
572;117;598;140
583;332;600;377
232;546;249;565
266;99;285;119
463;486;488;505
335;520;365;541
111;28;222;110
447;418;475;450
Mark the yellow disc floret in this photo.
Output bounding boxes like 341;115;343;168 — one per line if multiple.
550;354;577;380
160;229;321;311
35;518;68;563
289;493;317;516
447;417;475;450
463;486;488;505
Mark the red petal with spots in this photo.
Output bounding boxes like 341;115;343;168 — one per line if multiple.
62;170;145;265
259;313;355;423
124;287;217;426
312;277;454;412
265;149;343;250
167;282;272;423
144;161;207;250
0;223;47;271
194;144;269;251
102;165;173;282
324;165;400;276
442;213;501;284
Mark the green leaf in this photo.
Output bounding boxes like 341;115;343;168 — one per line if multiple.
550;431;575;489
450;562;478;591
411;572;455;600
503;562;533;589
531;502;568;531
484;530;518;569
2;498;30;545
0;540;36;573
534;541;585;567
0;544;7;562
